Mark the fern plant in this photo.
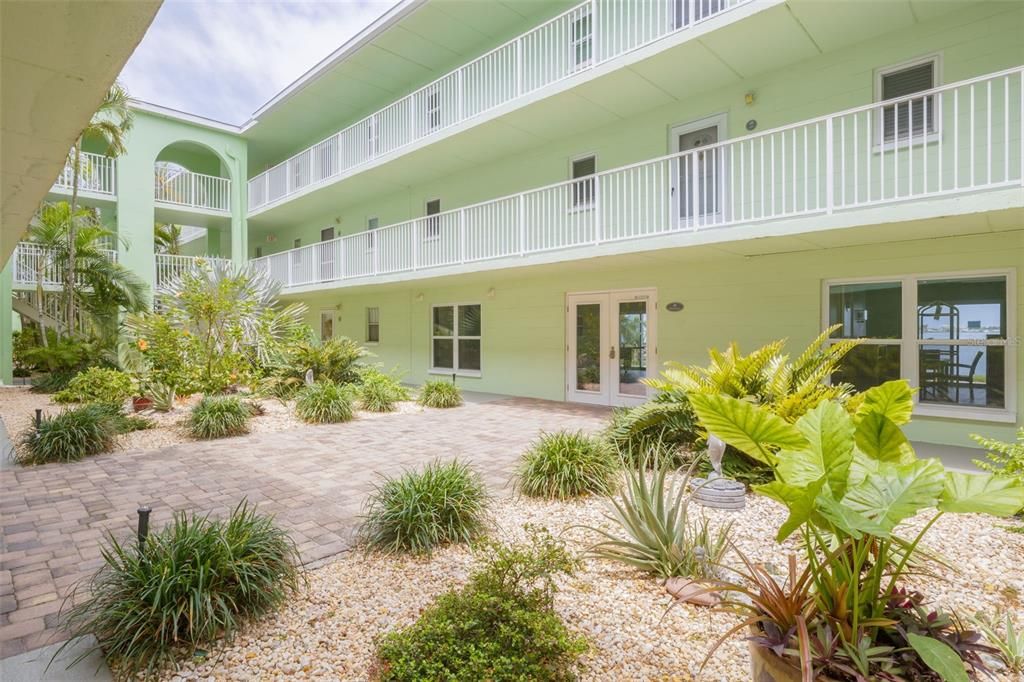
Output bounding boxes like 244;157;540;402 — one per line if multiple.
972;429;1024;482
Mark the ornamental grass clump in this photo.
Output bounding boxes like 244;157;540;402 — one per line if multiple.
187;395;251;439
17;404;119;465
692;380;1024;682
416;379;462;408
358;459;488;554
294;381;354;423
586;458;731;579
375;527;586;681
358;369;411;412
60;502;300;679
516;430;619;499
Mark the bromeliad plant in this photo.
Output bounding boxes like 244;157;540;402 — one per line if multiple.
690;380;1024;681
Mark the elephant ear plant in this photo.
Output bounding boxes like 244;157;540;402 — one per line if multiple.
690;380;1024;682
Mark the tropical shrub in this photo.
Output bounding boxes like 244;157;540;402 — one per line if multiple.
610;327;859;484
587;460;731;579
375;528;586;681
692;380;1024;681
417;379;462;408
61;503;300;678
17;404;119;464
605;404;694;468
53;367;134;405
516;431;619;499
972;429;1024;483
187;396;251;440
29;370;78;394
358;369;410;412
276;336;369;385
294;381;354;424
125;262;307;395
358;460;488;554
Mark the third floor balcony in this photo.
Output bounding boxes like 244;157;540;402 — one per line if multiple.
247;0;755;213
250;68;1024;291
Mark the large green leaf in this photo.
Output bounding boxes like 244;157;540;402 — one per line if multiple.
906;633;970;682
855;412;915;464
815;494;890;538
777;401;855;497
938;472;1024;516
754;479;825;541
689;393;807;465
842;459;946;533
857;380;914;425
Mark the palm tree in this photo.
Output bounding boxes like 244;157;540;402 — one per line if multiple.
67;82;134;329
154;223;183;255
26;201;148;343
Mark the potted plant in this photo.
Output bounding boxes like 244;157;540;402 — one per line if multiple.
131;394;154;412
690;380;1024;682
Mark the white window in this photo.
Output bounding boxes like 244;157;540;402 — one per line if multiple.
254;246;263;258
367;307;380;343
825;270;1014;421
320;310;334;340
425;88;442;131
875;56;940;143
570;155;596;209
570;11;593;70
367;216;379;249
291;237;302;266
431;304;481;375
424;199;441;239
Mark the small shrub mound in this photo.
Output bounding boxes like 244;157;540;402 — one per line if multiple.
359;370;411;412
359;459;488;554
417;380;462;408
17;404;119;465
294;381;354;424
53;367;134;405
188;396;251;439
61;502;300;678
516;430;619;499
375;527;586;681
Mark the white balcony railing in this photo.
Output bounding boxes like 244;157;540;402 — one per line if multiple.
251;69;1023;289
247;0;750;211
155;254;233;289
12;243;119;287
154;167;231;212
52;151;117;196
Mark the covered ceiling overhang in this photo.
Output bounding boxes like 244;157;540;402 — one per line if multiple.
1;0;162;261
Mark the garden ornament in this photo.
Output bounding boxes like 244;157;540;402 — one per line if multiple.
690;433;746;510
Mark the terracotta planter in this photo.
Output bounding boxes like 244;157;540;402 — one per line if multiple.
132;396;153;412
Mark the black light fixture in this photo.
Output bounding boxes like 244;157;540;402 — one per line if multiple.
34;408;42;428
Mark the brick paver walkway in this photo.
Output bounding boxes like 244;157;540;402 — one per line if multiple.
0;398;609;658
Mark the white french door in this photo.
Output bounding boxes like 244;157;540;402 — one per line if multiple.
566;289;657;406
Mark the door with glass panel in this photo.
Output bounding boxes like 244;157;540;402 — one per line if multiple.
671;118;724;227
566;290;656;406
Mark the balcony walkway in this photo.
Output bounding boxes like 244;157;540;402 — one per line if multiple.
0;395;609;658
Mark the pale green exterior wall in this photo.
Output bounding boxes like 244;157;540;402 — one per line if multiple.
294;229;1022;448
251;1;1023;256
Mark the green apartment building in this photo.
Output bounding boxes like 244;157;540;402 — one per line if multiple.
3;0;1022;449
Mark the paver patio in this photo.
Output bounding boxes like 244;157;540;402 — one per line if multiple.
0;397;609;659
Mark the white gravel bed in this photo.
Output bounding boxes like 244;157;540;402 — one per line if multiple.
0;386;424;460
163;492;1024;682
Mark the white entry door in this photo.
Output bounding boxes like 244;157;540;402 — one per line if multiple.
566;289;656;406
671;115;726;227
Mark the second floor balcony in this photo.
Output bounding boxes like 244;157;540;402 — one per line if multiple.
154;165;231;213
51;151;117;197
251;68;1024;291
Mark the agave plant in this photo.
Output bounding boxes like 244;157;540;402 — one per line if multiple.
690;380;1024;681
586;458;732;579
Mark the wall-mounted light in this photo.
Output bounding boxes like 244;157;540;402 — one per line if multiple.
486;287;496;299
266;234;277;243
744;91;756;106
415;293;424;302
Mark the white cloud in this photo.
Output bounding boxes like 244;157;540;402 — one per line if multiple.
119;0;394;124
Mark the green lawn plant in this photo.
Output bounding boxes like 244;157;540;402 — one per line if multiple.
59;502;300;679
294;381;354;424
516;430;619;499
586;458;732;579
375;527;586;681
358;369;411;412
417;379;462;408
53;367;134;405
690;380;1024;681
187;396;251;440
358;460;488;554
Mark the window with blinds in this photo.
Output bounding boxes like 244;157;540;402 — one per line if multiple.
879;60;937;142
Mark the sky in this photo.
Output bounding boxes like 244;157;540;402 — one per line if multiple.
118;0;396;126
